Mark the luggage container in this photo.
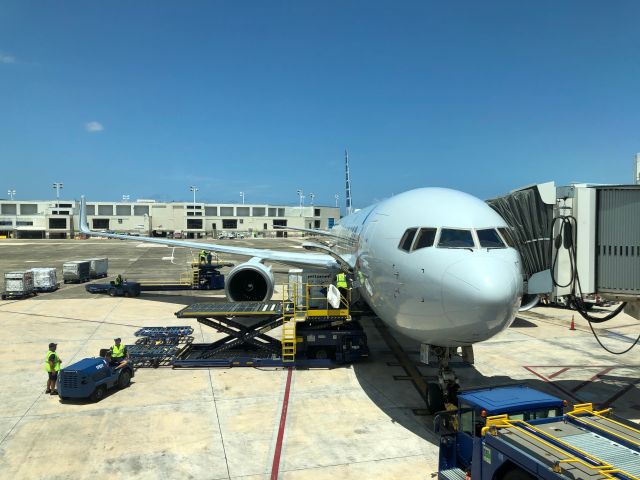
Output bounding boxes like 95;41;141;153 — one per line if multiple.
63;261;91;283
2;271;35;299
87;258;108;278
30;267;59;292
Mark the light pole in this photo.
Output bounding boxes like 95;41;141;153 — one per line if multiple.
7;189;16;238
297;189;304;216
122;195;130;202
7;189;15;200
334;193;339;207
309;192;315;206
240;192;245;204
52;182;63;208
189;185;198;206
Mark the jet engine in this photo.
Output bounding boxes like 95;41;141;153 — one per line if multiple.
225;258;274;302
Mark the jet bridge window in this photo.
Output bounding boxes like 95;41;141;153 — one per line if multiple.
476;229;505;248
413;228;437;251
438;229;475;248
398;228;418;252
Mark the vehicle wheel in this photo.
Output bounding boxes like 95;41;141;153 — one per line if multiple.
426;383;445;414
90;385;107;403
502;468;535;480
118;370;131;389
109;289;116;297
124;291;130;298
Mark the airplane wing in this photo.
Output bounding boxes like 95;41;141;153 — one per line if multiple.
78;197;341;270
273;225;344;239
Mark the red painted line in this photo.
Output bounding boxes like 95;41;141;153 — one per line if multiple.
523;366;582;402
571;367;614;393
548;367;570;379
270;367;293;480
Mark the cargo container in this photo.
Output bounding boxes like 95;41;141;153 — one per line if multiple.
2;271;35;299
63;261;91;283
87;258;108;278
30;267;59;292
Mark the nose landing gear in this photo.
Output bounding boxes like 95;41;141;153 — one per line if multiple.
423;345;472;414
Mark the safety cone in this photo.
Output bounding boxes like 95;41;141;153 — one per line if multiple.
569;315;575;331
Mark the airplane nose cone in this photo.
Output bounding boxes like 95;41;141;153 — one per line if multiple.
442;258;521;337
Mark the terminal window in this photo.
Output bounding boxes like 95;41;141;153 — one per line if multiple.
314;220;321;228
0;221;12;226
222;219;237;229
20;204;38;215
314;208;320;217
1;204;17;215
48;218;67;229
187;219;203;229
93;219;109;229
86;205;96;215
16;221;33;226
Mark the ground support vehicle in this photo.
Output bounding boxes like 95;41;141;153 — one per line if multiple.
437;385;640;479
58;355;134;402
126;326;194;367
88;258;108;278
85;281;141;297
130;263;229;292
30;267;59;292
2;271;36;299
172;284;368;368
62;261;91;283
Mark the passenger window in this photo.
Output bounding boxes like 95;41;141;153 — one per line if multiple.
497;227;516;248
399;228;418;252
438;229;475;248
413;228;437;250
477;229;505;248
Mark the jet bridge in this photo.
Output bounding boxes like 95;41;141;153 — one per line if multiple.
488;182;640;321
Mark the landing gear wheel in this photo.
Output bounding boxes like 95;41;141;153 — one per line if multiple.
426;382;445;414
109;289;116;297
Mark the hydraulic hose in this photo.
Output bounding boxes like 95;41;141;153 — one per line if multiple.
549;214;636;354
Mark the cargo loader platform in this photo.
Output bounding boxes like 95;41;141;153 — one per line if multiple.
481;403;640;479
172;299;369;368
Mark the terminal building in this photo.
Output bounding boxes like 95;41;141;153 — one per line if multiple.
0;199;340;239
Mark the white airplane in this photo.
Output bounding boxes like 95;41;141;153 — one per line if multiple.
78;187;523;412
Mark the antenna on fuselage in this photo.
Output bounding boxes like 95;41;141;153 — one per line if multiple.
345;149;353;216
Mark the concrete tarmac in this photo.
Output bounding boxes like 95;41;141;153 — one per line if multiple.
0;238;638;479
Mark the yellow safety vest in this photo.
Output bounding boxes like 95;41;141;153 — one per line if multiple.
336;273;348;289
44;350;61;372
112;344;125;359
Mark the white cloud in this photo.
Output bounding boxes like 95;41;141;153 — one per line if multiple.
0;52;15;64
85;121;104;132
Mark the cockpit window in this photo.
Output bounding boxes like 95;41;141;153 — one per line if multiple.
476;229;506;248
399;228;418;252
413;228;437;250
497;227;516;248
438;229;475;248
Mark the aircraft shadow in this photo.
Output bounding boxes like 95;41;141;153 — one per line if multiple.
350;315;640;445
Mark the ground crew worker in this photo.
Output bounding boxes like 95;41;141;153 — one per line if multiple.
199;249;207;263
110;338;128;368
45;342;61;395
336;272;349;305
206;251;213;265
114;274;123;287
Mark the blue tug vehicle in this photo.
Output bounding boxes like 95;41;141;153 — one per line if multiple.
57;350;134;402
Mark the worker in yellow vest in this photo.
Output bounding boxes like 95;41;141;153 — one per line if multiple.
336;272;349;305
45;342;61;395
110;338;128;368
199;249;207;264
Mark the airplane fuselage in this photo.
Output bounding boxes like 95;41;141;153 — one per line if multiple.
331;187;523;346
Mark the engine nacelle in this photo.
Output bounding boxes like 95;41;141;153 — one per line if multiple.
225;258;274;302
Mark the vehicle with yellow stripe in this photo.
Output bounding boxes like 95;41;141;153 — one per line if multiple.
438;385;640;480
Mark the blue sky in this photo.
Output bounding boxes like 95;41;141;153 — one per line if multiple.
1;2;639;209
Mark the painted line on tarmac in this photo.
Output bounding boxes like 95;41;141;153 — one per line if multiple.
523;366;582;403
271;367;293;480
570;367;614;393
373;317;427;402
